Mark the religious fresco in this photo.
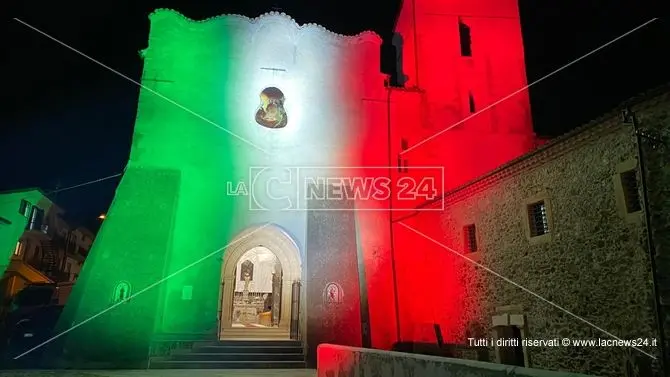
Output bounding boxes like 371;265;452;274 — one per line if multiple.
112;281;131;303
324;282;343;305
241;259;254;281
255;87;288;129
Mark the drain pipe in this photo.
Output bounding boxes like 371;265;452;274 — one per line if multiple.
387;86;402;343
630;108;667;373
411;0;420;88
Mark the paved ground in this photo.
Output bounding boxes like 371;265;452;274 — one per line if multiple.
0;370;316;377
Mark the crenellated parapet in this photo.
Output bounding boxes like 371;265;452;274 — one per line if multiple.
146;9;382;48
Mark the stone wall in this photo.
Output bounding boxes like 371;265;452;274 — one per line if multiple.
393;86;670;376
317;343;596;377
306;195;364;367
632;87;670;372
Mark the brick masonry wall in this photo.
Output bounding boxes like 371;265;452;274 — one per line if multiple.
401;88;670;376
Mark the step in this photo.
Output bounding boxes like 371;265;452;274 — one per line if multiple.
221;332;290;336
220;333;291;340
192;345;303;354
220;335;291;340
149;360;306;369
203;340;301;347
223;328;289;333
169;352;305;362
222;330;288;334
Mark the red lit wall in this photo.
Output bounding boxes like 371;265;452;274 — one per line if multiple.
394;0;535;188
381;0;537;346
330;34;401;350
392;203;486;345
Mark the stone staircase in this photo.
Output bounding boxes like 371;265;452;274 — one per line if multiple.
40;239;58;277
148;337;304;369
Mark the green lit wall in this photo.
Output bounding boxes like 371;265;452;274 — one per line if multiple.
57;9;386;364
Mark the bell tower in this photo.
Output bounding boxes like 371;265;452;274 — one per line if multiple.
385;0;537;345
392;0;536;187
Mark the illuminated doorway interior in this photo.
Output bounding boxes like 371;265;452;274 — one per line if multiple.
219;225;302;340
231;246;282;328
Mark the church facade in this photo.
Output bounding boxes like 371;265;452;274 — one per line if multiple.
57;0;540;369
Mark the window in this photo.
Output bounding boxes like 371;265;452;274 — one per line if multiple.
27;207;44;231
468;92;476;113
527;201;549;237
459;20;472;57
14;241;23;256
34;246;42;264
18;200;30;216
620;170;641;213
398;138;409;173
464;224;477;252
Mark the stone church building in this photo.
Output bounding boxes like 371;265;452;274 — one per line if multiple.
39;0;670;375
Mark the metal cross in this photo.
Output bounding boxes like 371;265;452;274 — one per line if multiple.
260;67;286;84
143;74;174;90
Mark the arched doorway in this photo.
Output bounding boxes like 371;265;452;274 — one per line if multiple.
219;224;301;339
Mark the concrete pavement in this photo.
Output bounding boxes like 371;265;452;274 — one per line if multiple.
0;370;316;377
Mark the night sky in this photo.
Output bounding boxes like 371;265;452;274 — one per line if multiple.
3;0;665;232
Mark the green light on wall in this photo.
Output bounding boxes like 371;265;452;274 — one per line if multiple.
55;9;259;363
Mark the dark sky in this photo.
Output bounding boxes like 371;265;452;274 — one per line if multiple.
2;0;665;231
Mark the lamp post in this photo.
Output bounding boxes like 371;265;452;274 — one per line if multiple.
625;107;667;373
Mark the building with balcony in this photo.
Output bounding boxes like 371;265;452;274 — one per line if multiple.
0;188;94;318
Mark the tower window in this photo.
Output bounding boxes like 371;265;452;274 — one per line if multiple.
468;92;476;113
527;201;549;237
620;169;642;213
459;20;472;57
398;138;409;173
464;224;477;252
397;155;409;173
